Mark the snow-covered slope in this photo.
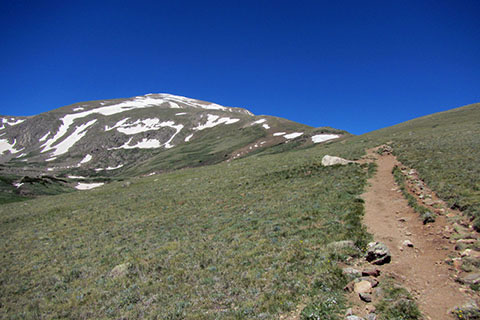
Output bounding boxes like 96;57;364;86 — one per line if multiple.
0;93;346;183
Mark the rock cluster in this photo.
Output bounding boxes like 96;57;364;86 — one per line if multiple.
341;241;391;319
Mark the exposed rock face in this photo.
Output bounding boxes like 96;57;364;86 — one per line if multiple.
321;155;353;166
366;241;391;265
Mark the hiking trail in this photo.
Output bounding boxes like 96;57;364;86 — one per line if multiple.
361;147;476;319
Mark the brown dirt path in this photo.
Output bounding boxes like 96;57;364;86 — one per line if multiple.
362;148;472;319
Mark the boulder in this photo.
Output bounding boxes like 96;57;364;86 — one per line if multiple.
359;292;372;303
354;280;372;293
403;240;414;247
366;242;391;265
360;276;379;288
362;268;380;277
109;263;131;278
458;273;480;285
321;155;353;166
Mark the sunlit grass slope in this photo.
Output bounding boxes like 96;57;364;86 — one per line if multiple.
1;101;478;319
346;103;480;223
0;141;373;319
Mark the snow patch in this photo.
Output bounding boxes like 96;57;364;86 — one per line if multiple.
108;118;183;136
311;134;340;143
13;183;24;188
175;112;187;116
284;132;303;139
185;134;194;142
68;175;86;179
168;101;181;109
80;154;92;164
0;139;21;155
0;118;25;130
106;118;183;148
75;182;104;190
193;114;240;131
273;132;286;136
39;132;50;142
41;95;173;155
48;119;98;157
73;107;84;111
106;164;123;170
252;119;266;124
262;124;270;129
112;138;162;149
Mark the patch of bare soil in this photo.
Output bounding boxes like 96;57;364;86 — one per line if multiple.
361;147;478;319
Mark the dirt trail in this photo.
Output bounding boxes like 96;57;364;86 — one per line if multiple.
362;149;471;319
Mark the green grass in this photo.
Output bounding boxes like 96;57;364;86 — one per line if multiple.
349;103;480;222
375;279;422;320
0;143;372;319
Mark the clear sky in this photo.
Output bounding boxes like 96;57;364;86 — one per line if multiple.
1;0;479;134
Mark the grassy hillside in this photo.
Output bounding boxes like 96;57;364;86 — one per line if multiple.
1;102;479;319
346;103;480;223
0;139;373;319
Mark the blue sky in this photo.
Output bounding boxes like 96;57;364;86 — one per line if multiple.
1;0;479;134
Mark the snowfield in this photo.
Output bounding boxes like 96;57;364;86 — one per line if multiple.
111;137;164;149
39;132;50;142
106;118;183;136
75;182;105;190
48;119;98;157
80;154;92;164
284;132;303;139
193;114;240;131
311;134;340;143
273;132;286;136
185;134;194;142
0;139;21;155
0;118;25;130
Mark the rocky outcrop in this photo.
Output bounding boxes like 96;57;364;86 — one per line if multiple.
366;242;391;265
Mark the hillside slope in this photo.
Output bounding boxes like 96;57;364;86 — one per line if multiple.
1;101;478;319
345;102;480;223
0;94;346;202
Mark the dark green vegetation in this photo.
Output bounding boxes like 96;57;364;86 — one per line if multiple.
0;173;72;205
1;102;479;319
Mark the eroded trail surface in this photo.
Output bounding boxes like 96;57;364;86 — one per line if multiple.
362;150;472;319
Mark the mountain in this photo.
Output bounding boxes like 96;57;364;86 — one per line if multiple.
0;94;347;201
1;101;479;319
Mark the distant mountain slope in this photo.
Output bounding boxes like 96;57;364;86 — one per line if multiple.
0;93;346;201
